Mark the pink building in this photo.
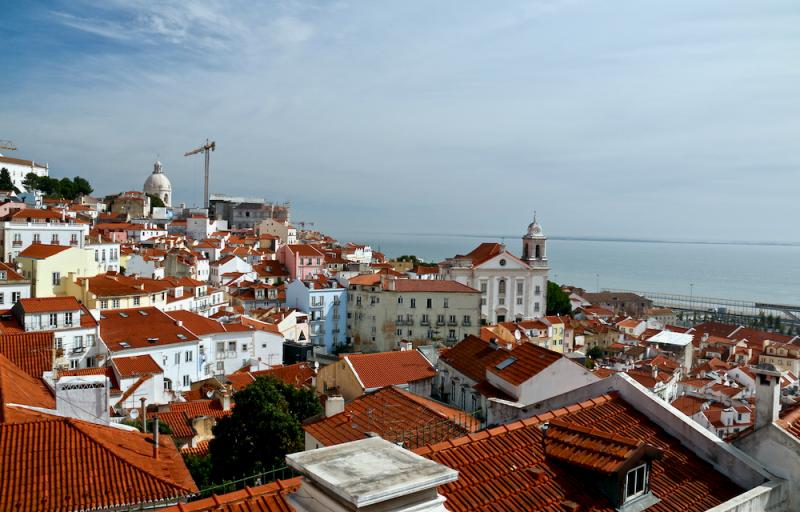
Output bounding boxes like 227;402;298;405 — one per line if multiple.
279;244;325;280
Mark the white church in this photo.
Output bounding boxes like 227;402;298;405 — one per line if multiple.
143;160;172;207
439;215;549;324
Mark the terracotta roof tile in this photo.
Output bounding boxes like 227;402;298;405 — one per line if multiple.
0;354;55;423
17;243;72;259
440;335;510;382
112;355;163;378
0;332;53;379
486;343;563;386
304;387;474;448
346;350;435;389
17;296;81;313
0;417;197;511
100;307;199;351
160;478;301;512
414;393;743;512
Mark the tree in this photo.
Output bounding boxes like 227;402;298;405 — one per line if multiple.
0;169;19;194
184;454;213;489
72;176;93;196
586;346;603;360
546;281;572;316
147;193;165;209
209;376;321;482
23;172;40;191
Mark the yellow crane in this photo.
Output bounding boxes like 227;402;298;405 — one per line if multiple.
184;139;216;209
0;140;17;151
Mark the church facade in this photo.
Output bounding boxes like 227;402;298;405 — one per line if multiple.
439;216;549;324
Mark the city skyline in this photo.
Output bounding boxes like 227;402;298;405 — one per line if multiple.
3;1;799;242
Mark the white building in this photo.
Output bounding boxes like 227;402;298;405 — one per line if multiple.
11;296;102;370
0;261;31;307
0;153;48;192
439;216;549;324
0;209;90;262
143;160;173;207
186;215;228;242
85;240;121;273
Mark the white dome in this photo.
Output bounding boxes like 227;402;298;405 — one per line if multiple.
143;160;173;207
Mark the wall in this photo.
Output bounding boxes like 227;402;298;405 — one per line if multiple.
316;358;364;401
734;425;800;511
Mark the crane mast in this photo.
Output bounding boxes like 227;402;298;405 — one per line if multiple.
184;139;216;210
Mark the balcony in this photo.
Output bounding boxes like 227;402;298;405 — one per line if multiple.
71;346;86;354
436;319;445;326
447;320;458;326
70;239;79;246
11;241;22;247
463;321;472;327
420;319;431;326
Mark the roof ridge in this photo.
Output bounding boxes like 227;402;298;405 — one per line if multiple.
64;418;194;495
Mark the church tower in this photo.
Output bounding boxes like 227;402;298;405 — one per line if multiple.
522;212;547;266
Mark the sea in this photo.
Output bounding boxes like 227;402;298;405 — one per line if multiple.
329;232;800;306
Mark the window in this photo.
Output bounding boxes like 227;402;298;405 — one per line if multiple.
49;313;57;326
625;464;648;501
71;234;78;244
443;298;449;309
463;315;471;325
87;334;96;346
481;298;487;306
133;296;140;306
498;279;506;295
517;281;523;295
449;329;455;339
64;312;73;326
426;298;432;309
100;300;108;309
174;353;180;364
480;281;487;294
55;337;63;350
242;344;248;352
449;315;456;323
112;299;120;308
74;336;83;349
52;272;60;285
410;298;416;308
397;296;403;304
33;234;40;243
164;379;172;390
70;360;79;369
228;341;236;351
535;285;541;296
0;292;4;305
517;297;523;305
11;292;20;303
534;302;540;312
185;351;193;362
216;361;224;372
396;328;402;335
183;375;190;387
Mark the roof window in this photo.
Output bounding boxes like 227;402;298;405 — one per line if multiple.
495;357;517;370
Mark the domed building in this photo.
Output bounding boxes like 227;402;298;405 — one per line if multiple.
143;160;172;207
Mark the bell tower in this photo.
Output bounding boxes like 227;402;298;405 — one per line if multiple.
522;212;547;265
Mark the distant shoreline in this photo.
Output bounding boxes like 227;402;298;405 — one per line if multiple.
337;231;800;249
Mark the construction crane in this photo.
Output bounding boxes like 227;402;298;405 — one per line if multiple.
184;139;215;209
0;140;17;151
297;221;315;229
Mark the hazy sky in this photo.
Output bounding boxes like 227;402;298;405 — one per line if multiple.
2;1;799;242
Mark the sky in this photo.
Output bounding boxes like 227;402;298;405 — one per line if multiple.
2;0;799;242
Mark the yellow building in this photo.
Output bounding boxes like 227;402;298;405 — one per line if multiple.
62;273;170;311
17;244;102;297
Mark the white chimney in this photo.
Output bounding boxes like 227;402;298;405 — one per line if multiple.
286;437;458;512
754;364;782;430
325;395;345;418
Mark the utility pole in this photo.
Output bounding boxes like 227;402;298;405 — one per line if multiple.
184;139;216;210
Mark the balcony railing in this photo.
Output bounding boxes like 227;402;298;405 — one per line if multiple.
420;319;431;326
447;320;458;326
436;319;445;326
11;241;22;247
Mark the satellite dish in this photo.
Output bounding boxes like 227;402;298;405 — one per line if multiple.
514;329;521;341
129;409;139;420
206;389;215;398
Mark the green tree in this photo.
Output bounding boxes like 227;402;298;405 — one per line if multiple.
0;168;19;194
209;376;321;482
546;281;572;316
147;193;165;209
23;172;40;191
184;454;213;489
72;176;93;196
586;346;603;360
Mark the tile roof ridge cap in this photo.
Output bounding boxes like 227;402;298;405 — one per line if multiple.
64;418;194;494
548;418;641;447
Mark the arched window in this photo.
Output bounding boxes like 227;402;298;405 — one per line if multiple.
163;193;169;204
535;244;541;259
498;279;506;295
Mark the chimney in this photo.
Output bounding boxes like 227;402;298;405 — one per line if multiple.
754;364;782;430
325;395;345;418
652;365;658;380
152;416;159;459
140;397;147;433
221;389;231;411
286;437;457;512
176;320;183;327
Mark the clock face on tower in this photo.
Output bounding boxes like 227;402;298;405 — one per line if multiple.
531;225;541;235
499;259;507;266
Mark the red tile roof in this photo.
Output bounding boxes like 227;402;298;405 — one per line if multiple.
439;335;510;382
0;417;197;511
485;343;563;386
112;355;163;378
0;262;26;282
17;296;81;313
17;243;72;259
0;332;54;379
346;350;435;389
160;478;301;512
0;354;55;423
390;279;478;293
414;393;743;512
459;242;504;266
100;307;199;351
305;387;474;448
181;440;210;457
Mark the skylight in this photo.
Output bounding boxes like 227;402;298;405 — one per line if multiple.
138;311;148;316
119;341;130;348
495;357;517;370
119;312;128;318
